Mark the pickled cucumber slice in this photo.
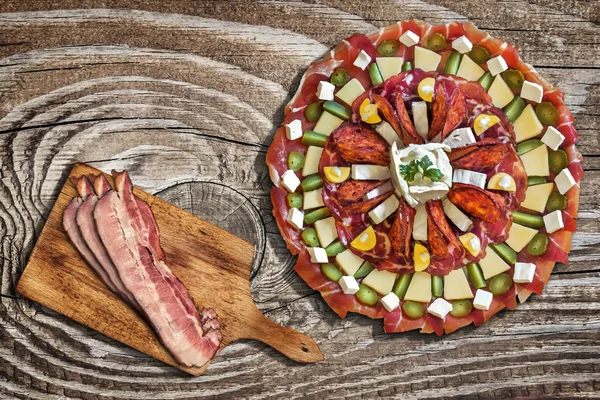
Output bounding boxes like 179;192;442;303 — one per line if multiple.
304;207;331;225
490;243;517;265
305;102;323;122
402;300;424;319
301;174;324;192
356;284;378;306
286;192;303;209
528;176;547;186
321;263;343;282
517;139;543;156
450;300;473;318
549;149;568;174
354;261;375;279
325;240;346;257
432;276;443;297
466;262;486;289
477;71;494;91
512;211;544;229
489;273;513;296
426;32;447;51
393;273;413;299
401;61;413;72
535;102;559;125
330;68;348;87
443;51;462;75
503;96;526;122
501;69;525;91
527;233;548;256
301;228;320;247
323;101;351;121
546;192;567;212
377;39;400;57
369;63;384;86
287;151;305;172
468;45;490;64
302;130;328;147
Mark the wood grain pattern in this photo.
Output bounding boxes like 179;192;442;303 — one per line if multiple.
0;0;598;398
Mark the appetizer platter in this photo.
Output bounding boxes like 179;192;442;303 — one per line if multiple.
17;163;323;376
267;20;583;335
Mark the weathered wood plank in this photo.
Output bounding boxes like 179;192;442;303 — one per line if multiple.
0;0;598;398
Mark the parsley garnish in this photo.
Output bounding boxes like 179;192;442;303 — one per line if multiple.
399;155;444;183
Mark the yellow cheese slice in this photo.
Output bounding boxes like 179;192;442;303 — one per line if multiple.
314;216;338;248
513;104;544;143
414;46;442;72
520;182;554;213
444;268;474;300
376;57;403;81
313;111;343;136
335;78;365;106
335;249;364;276
403;271;432;303
456;55;485;81
487;75;514;109
362;269;398;295
479;246;511;280
520;143;550;177
505;223;538;253
302;146;324;177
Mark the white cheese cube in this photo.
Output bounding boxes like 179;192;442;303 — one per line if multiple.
313;111;344;136
303;188;324;210
335;78;365;106
443;268;474;300
412;204;428;241
543;210;564;234
307;247;328;263
281;170;301;192
453;169;487;189
363;181;393;201
479;246;511;279
376;121;402;147
399;30;420;47
513;262;536;284
368;195;400;224
541;126;565;151
520;144;550;177
285;119;303;140
314;216;338;248
506;223;538;253
376;57;403;81
414;46;442;72
335;249;364;276
317;81;335;101
412;101;429;139
443;127;476;149
452;35;473;54
302;146;323;177
353;50;372;70
514;104;544;143
381;292;400;312
404;271;432;303
487;55;508;76
442;198;473;232
362;269;397;295
521;182;554;213
521;80;544;103
352;164;391;180
487;75;515;109
339;275;360;295
555;168;576;195
428;298;453;319
473;289;493;310
286;207;304;230
456;54;485;81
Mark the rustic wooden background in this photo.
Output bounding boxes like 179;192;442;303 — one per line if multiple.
0;1;598;398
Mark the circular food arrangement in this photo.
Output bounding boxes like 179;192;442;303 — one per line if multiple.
266;20;583;335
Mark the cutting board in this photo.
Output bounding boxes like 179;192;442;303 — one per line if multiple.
17;163;323;376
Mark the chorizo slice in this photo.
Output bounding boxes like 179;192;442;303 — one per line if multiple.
337;122;390;166
336;180;387;204
447;183;506;223
451;141;512;172
389;198;416;258
393;93;425;145
428;88;447;140
372;94;403;138
440;88;467;141
345;192;393;214
426;200;461;257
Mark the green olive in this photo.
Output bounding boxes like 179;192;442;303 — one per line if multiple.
489;273;513;296
426;33;447;51
301;228;320;247
501;69;525;91
330;68;348;87
321;263;343;282
356;284;379;306
468;45;490;64
286;192;303;209
450;300;473;318
377;39;400;57
527;233;548;256
535;102;559;126
546;192;567;212
305;102;323;122
401;61;413;72
287;151;305;172
402;300;424;319
549;149;569;174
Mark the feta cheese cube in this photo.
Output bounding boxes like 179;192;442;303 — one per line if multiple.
381;292;400;312
336;249;364;276
541;126;565;151
376;121;402;147
352;164;391;180
543;210;564;234
307;247;328;263
451;35;473;54
281;170;300;192
399;30;420;47
363;181;393;201
442;198;473;232
453;169;487;189
286;207;304;230
443;127;476;149
428;298;453;319
412;204;428;241
412;101;429;139
338;275;360;295
368;195;400;224
314;216;338;248
487;55;508;76
353;50;372;70
513;262;536;284
473;289;493;310
284;119;303;140
555;168;576;194
335;78;365;106
302;146;324;177
317;81;335;101
520;80;544;103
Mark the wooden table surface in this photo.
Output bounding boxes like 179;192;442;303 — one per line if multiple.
0;1;598;398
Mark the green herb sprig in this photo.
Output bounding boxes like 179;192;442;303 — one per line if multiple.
398;155;444;183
